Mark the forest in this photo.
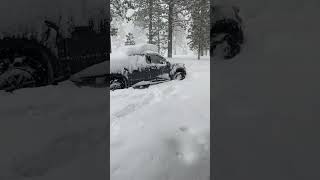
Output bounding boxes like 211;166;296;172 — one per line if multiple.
111;0;210;59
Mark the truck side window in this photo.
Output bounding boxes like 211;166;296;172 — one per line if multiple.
158;56;167;64
146;56;152;64
149;55;163;64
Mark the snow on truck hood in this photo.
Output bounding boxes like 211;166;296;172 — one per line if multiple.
70;54;146;81
70;44;158;80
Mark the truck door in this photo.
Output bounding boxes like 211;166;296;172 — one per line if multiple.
127;55;150;85
146;54;168;80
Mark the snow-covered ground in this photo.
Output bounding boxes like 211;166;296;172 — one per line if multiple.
0;82;108;179
0;55;209;179
111;55;210;180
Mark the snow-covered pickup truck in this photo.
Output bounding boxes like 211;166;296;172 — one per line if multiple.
0;0;108;92
70;44;187;90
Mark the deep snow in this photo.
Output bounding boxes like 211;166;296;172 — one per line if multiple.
111;55;210;180
0;82;108;180
0;55;209;179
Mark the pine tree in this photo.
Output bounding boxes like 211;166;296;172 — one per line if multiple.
161;0;192;57
111;0;135;20
111;27;118;36
132;0;167;53
133;0;191;56
187;0;210;60
125;32;136;45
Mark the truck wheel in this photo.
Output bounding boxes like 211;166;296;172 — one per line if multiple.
0;67;36;92
110;77;126;91
172;71;186;80
0;54;49;91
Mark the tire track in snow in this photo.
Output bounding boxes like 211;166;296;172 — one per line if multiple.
111;84;178;120
110;83;180;140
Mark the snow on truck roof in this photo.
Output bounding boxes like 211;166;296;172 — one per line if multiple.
109;44;159;74
71;44;159;79
123;44;158;56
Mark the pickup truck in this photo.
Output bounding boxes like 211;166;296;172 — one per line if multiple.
70;44;187;90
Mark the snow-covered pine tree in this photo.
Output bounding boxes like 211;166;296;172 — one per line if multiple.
111;27;118;36
187;0;210;60
132;0;190;56
131;0;167;53
111;0;134;38
160;0;192;57
125;32;136;45
111;0;135;21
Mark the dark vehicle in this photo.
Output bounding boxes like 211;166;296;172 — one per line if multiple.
70;47;186;90
0;20;109;92
211;5;244;59
109;52;187;90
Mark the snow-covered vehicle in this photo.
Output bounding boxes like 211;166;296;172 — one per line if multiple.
211;4;244;59
0;22;108;92
0;1;109;92
70;44;187;90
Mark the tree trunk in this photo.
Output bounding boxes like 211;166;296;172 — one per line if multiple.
198;43;201;60
173;31;176;55
168;1;173;58
148;0;153;44
157;16;161;53
157;31;160;53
